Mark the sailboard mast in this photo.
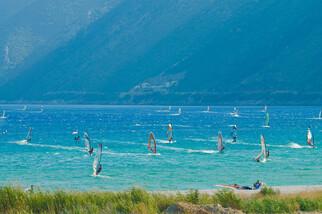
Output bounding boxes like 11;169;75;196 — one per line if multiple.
25;128;32;143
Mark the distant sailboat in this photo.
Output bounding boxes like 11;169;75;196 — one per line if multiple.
72;130;80;142
0;110;6;119
263;112;270;128
169;106;172;112
307;128;315;147
217;131;224;152
255;135;269;162
231;125;237;143
148;132;157;153
319;110;322;119
167;124;174;143
84;132;94;155
25;128;32;144
178;108;182;115
230;107;239;117
22;105;27;111
262;105;268;112
93;144;103;176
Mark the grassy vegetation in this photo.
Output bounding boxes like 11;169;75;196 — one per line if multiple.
0;186;322;213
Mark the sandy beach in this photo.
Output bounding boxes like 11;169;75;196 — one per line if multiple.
156;185;322;196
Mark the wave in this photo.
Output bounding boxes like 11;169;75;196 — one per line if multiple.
157;139;176;144
185;138;215;142
157;145;186;152
285;142;313;149
147;153;161;156
175;125;192;128
224;139;257;147
13;140;29;145
91;174;112;179
11;141;85;152
266;142;313;149
187;149;216;154
306;117;322;120
155;110;170;113
102;150;147;157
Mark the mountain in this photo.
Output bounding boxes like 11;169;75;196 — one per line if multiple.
0;0;121;84
1;0;321;105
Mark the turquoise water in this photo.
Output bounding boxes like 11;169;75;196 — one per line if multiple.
0;105;321;191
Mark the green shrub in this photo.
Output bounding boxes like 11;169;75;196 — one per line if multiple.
260;186;279;196
1;186;322;213
186;189;200;204
214;190;241;209
296;197;320;211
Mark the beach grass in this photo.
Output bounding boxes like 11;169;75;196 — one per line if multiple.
1;186;322;213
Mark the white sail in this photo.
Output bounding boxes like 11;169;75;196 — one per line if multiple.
230;107;239;117
178;108;182;115
264;105;267;112
217;131;224;152
319;110;322;119
167;124;173;142
307;128;314;147
84;132;93;155
255;135;268;162
207;106;210;112
264;112;270;127
93;143;103;175
0;110;6;119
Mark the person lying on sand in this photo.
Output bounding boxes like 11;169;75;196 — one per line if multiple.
218;180;263;190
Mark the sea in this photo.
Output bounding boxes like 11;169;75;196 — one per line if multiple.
0;105;321;191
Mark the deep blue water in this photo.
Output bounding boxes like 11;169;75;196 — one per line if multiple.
0;105;321;191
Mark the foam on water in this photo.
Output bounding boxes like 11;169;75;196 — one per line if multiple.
0;105;321;191
187;149;216;154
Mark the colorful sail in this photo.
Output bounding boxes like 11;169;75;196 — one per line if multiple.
148;132;157;153
307;128;314;147
93;144;103;176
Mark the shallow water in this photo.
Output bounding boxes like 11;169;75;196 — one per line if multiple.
0;105;321;191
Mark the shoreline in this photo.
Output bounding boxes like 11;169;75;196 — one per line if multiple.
155;185;322;196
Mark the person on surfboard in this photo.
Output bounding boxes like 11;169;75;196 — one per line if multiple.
167;123;173;143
